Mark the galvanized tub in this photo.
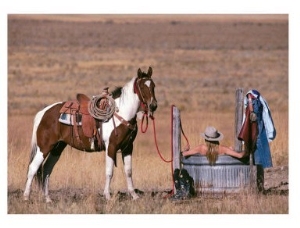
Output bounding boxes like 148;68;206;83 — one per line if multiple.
181;155;264;194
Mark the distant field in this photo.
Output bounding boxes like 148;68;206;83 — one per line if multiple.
9;14;287;23
7;14;288;214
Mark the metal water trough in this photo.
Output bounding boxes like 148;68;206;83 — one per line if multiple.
172;89;264;195
181;155;263;194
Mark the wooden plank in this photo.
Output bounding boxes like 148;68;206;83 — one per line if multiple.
234;88;244;152
172;105;181;171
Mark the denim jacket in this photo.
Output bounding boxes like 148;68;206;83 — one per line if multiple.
242;89;275;168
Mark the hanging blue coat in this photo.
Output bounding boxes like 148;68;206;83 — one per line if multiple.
242;90;276;168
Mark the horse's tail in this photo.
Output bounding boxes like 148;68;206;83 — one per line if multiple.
29;142;44;188
29;135;38;166
28;102;63;188
28;106;52;188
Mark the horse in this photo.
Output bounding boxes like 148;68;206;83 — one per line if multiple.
23;66;157;202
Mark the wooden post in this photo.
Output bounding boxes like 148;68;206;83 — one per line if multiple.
172;105;181;171
234;88;244;152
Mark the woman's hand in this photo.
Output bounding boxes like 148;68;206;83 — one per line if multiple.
239;151;248;158
183;144;190;151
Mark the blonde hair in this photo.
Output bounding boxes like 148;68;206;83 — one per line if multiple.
205;140;220;165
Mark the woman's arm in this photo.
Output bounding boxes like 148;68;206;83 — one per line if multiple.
220;146;246;158
182;145;206;156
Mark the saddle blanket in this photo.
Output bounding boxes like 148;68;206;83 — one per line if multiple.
59;113;82;126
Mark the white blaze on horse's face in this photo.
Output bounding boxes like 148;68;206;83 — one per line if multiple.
144;80;151;88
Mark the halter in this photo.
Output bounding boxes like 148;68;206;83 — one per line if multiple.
133;77;154;115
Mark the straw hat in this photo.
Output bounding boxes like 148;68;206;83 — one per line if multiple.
201;126;224;141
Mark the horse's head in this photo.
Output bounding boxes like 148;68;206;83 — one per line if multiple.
134;66;158;117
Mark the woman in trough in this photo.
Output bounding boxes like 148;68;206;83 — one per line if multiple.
182;126;247;165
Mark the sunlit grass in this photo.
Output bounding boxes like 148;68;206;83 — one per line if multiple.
7;14;288;214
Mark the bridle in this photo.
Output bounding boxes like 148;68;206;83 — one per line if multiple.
134;77;155;117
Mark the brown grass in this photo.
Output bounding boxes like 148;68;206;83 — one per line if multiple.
7;14;288;214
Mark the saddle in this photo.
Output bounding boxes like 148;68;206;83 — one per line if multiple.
238;94;258;155
59;93;100;148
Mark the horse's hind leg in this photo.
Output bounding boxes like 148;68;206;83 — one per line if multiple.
41;141;66;203
23;148;44;201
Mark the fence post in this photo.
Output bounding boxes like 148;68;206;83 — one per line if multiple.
234;88;244;152
172;105;181;171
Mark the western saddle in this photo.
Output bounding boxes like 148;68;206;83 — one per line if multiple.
59;93;103;150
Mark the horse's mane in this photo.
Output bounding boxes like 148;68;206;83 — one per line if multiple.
111;86;122;99
111;77;137;99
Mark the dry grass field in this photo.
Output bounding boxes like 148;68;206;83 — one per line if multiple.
7;14;288;214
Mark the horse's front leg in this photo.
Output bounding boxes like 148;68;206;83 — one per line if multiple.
123;154;139;200
103;154;114;200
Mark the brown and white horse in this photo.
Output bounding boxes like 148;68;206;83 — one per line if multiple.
23;67;157;202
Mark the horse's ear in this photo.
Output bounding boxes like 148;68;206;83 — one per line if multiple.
147;66;152;77
137;68;142;78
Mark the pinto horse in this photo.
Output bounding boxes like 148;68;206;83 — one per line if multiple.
23;67;157;202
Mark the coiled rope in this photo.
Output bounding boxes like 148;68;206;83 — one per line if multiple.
88;95;116;122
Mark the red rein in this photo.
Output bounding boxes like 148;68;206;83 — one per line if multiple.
140;105;190;198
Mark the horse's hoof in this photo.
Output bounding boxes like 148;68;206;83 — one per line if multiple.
23;195;30;201
45;196;53;203
104;193;111;201
131;193;140;200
